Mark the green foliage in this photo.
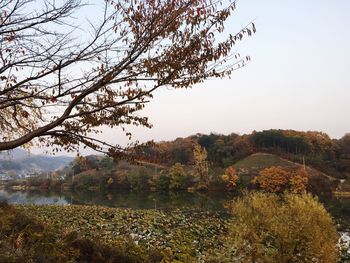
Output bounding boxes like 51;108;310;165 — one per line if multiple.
0;202;77;262
35;129;348;194
147;129;349;181
99;156;116;172
73;173;101;191
19;204;228;262
169;163;193;190
150;173;170;191
127;167;152;191
135;129;349;181
234;153;297;170
0;202;166;262
196;133;253;167
222;192;339;263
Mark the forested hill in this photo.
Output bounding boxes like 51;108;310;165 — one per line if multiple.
136;130;350;179
0;149;73;173
41;130;349;194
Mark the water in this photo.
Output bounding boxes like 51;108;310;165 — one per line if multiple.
1;188;349;259
1;189;350;228
0;189;235;211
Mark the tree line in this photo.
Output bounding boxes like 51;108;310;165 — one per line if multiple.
136;129;350;178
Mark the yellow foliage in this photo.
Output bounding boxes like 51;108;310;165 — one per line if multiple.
107;177;114;185
223;192;339;263
290;169;308;193
193;143;209;187
222;166;238;189
253;166;308;193
221;174;229;182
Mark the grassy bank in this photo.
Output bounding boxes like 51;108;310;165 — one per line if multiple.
2;191;348;262
2;203;228;262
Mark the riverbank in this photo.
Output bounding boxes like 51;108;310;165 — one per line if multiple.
2;192;350;262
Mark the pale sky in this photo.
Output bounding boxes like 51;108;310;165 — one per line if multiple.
34;0;350;155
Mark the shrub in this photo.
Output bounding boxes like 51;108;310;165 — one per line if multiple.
127;167;151;191
221;166;239;190
168;163;193;190
222;192;339;263
73;173;101;191
150;174;171;191
253;166;308;193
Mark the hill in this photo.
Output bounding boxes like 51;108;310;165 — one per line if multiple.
136;130;350;180
234;153;299;170
234;153;339;194
0;148;73;175
0;148;30;160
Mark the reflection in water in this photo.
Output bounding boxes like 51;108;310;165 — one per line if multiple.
0;189;235;211
67;190;235;211
1;189;350;230
0;189;68;205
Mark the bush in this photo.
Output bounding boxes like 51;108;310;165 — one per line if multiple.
222;192;339;263
73;173;101;191
150;174;170;191
168;163;193;190
221;166;239;190
127;167;151;191
253;166;308;193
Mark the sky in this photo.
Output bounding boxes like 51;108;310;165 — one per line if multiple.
34;0;350;155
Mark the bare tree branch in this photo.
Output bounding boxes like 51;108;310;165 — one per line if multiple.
0;0;255;158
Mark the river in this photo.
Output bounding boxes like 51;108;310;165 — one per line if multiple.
1;188;350;229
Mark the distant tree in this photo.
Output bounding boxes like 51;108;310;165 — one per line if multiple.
127;167;151;191
147;138;195;165
221;165;238;190
197;133;218;149
223;192;339;263
253;166;308;194
196;133;252;167
250;129;336;160
150;173;170;191
289;168;308;193
231;135;253;161
339;134;350;155
253;166;290;193
0;0;255;157
168;163;192;190
100;157;116;172
72;156;88;173
193;143;209;190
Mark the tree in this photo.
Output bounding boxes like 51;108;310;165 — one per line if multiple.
127;167;151;191
150;173;170;191
339;133;350;156
253;166;309;194
193;142;209;189
0;0;255;157
168;162;192;190
221;165;238;190
222;192;339;263
253;166;290;193
289;168;308;193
